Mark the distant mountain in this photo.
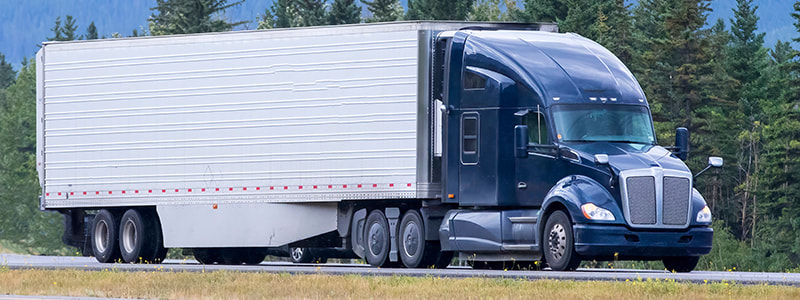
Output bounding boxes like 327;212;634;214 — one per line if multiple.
0;0;796;71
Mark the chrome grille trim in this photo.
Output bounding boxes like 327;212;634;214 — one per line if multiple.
619;168;693;229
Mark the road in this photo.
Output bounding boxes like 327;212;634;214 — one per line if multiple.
2;254;799;286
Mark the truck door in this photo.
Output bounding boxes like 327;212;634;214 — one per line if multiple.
515;109;569;206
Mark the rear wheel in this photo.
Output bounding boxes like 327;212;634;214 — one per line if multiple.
397;210;447;268
662;256;699;273
193;248;221;264
92;209;121;263
119;209;160;263
364;210;391;267
542;210;581;271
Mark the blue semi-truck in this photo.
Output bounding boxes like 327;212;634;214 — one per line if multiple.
38;22;720;271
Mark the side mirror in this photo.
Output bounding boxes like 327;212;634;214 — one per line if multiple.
674;127;689;161
514;125;529;158
695;156;724;179
709;156;723;168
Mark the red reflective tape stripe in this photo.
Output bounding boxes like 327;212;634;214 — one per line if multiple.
175;189;179;192
70;192;74;196
343;185;348;188
243;187;247;191
284;186;288;190
135;190;139;194
373;184;377;188
46;193;50;196
188;189;193;192
256;187;260;191
83;192;87;195
108;191;112;194
229;188;233;191
328;185;333;189
216;188;220;192
407;183;412;187
390;183;394;187
148;190;152;193
162;189;166;193
270;186;274;190
313;185;318;189
299;186;303;189
202;188;206;192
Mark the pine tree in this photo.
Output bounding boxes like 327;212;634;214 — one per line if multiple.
86;21;99;40
0;60;71;255
406;0;474;20
0;53;14;90
148;0;246;35
61;15;80;41
295;0;328;27
47;16;65;41
329;0;361;25
725;0;768;242
362;0;403;22
258;0;299;29
519;0;568;23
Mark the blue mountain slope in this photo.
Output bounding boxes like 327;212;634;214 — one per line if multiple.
0;0;795;71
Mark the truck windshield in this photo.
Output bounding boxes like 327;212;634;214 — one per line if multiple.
552;105;655;144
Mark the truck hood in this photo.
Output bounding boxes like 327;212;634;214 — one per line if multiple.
567;142;690;174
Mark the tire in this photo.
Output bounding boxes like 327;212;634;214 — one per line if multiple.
542;210;581;271
119;209;161;263
143;209;167;264
91;209;121;263
241;249;268;265
290;247;327;264
193;248;222;265
663;256;699;273
398;210;426;268
364;210;391;267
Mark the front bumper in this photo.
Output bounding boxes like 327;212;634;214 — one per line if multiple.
573;224;713;260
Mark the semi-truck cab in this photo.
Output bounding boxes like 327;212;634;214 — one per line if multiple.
37;22;720;272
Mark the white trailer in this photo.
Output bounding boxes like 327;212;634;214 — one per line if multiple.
37;22;557;265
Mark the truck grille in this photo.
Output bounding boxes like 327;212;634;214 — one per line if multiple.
626;177;656;224
622;170;692;228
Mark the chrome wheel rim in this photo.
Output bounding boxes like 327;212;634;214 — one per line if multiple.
368;222;385;255
548;223;567;260
291;248;304;261
402;222;419;257
94;220;109;253
122;219;137;254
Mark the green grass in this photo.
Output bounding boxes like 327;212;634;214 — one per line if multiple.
0;267;797;299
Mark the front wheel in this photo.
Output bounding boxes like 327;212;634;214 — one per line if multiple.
662;256;699;273
290;247;327;264
542;210;581;271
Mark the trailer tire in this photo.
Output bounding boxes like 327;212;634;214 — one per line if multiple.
193;248;221;264
364;210;391;267
662;256;699;273
119;209;161;263
542;210;581;271
143;209;167;263
91;209;121;263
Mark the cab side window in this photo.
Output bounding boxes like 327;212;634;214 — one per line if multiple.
523;112;549;145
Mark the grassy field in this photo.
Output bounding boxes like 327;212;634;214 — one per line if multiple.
0;267;798;299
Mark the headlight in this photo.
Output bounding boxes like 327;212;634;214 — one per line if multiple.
581;203;615;221
696;205;712;223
